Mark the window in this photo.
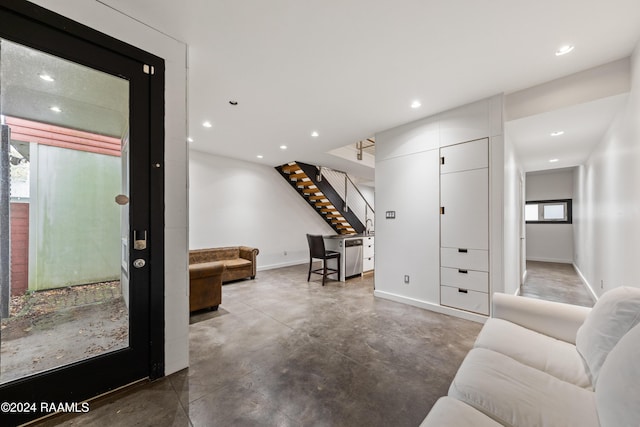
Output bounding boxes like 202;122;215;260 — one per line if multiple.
525;199;572;224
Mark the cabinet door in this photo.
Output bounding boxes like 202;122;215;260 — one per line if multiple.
441;168;488;250
440;138;488;174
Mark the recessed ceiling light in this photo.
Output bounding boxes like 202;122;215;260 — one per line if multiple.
311;131;319;137
411;100;422;109
256;155;264;159
39;73;54;82
555;45;574;56
280;145;287;150
549;158;560;163
50;106;62;113
202;121;212;128
551;131;565;137
229;100;238;106
187;137;194;142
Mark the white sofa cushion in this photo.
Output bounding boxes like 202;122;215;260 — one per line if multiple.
492;293;591;344
595;323;640;427
576;286;640;386
475;318;592;389
419;396;502;427
449;348;599;427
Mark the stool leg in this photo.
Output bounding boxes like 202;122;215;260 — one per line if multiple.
307;257;312;281
322;259;327;286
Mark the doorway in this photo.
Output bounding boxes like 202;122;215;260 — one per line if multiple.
0;2;164;424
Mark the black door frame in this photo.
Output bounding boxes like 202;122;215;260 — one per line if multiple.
0;1;165;424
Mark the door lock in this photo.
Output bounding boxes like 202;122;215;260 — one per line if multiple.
134;230;147;250
133;259;146;268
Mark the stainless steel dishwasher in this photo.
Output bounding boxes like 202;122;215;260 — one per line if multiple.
343;238;363;279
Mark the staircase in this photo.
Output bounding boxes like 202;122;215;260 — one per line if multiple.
276;161;366;235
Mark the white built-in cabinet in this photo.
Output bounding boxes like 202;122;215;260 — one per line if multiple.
363;236;374;272
439;138;490;315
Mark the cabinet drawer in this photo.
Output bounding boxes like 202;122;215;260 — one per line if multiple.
363;244;375;258
440;267;488;292
441;285;489;315
441;248;488;271
363;257;374;272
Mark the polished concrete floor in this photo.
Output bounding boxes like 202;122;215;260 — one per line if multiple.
39;264;482;426
521;261;595;307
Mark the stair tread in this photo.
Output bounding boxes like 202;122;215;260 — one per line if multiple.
315;202;333;207
281;164;300;173
289;173;307;179
302;188;319;194
296;181;316;187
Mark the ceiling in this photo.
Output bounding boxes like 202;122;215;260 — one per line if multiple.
84;1;640;179
0;39;129;138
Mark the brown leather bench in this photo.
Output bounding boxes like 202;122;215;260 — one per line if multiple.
189;261;225;312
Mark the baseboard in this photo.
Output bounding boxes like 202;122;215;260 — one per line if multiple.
373;290;487;324
573;263;599;302
526;257;573;264
257;259;307;272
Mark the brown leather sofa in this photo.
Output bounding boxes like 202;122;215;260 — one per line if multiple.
189;261;225;312
189;246;259;283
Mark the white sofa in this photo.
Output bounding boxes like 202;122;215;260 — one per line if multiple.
421;287;640;427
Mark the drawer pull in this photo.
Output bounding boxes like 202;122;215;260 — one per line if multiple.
458;288;468;294
458;248;468;253
458;269;468;274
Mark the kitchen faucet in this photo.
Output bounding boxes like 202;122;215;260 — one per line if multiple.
365;218;374;235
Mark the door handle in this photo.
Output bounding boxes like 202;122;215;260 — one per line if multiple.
133;259;146;268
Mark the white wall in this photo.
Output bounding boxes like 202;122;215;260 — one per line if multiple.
33;0;189;375
375;149;441;304
574;42;640;297
357;184;375;208
503;135;524;294
525;169;574;263
189;151;334;269
374;95;509;321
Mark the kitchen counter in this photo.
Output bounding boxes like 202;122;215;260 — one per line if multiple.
323;233;374;240
323;234;374;281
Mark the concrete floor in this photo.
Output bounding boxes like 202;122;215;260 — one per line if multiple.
39;264;482;426
521;261;595;307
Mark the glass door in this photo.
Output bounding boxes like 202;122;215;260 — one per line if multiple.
0;39;132;384
0;3;164;424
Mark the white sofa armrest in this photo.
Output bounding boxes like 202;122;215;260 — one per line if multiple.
492;293;591;344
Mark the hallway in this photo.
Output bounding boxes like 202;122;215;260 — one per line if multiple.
521;261;595;307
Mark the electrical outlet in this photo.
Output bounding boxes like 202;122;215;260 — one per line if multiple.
404;275;410;284
284;250;287;256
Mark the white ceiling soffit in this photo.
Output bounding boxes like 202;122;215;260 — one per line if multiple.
97;0;640;181
506;58;631;172
506;93;628;172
